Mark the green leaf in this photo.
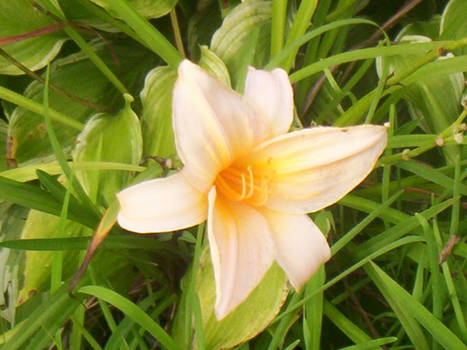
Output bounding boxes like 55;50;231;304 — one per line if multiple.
303;267;325;350
281;0;318;70
73;94;143;205
396;160;467;195
323;301;374;344
211;0;271;88
0;84;84;133
199;46;231;87
338;337;398;350
186;5;222;59
378;35;464;163
290;40;461;83
90;0;177;19
42;64;99;220
0;235;174;252
102;0;181;66
356;199;453;259
0;161;145;183
9;41;154;164
0;0;67;75
440;0;467;55
182;248;287;350
0;175;62;216
59;0;117;32
266;18;380;70
17;210;91;305
35;170;99;228
78;285;181;350
0;119;9;172
1;283;81;350
397;16;441;40
1;251;129;349
0;204;28;323
140;66;177;158
103;296;157;350
366;261;466;350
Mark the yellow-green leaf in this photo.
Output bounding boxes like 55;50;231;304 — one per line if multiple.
174;248;288;350
0;0;67;75
89;0;177;19
73;95;143;205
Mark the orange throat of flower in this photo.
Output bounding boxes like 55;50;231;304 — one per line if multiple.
214;163;273;206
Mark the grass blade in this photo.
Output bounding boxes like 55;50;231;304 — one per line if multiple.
77;285;181;350
366;261;466;349
0;176;61;215
105;0;181;67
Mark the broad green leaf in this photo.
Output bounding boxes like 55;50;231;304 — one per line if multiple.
199;46;231;87
397;16;441;40
187;5;222;59
180;248;288;350
140;66;177;158
366;261;466;349
59;0;122;33
73;95;143;205
89;0;177;19
9;41;154;164
0;204;28;323
211;0;271;88
0;0;67;75
0;119;8;172
17;210;91;305
440;0;467;54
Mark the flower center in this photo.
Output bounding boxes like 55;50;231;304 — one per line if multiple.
214;164;272;206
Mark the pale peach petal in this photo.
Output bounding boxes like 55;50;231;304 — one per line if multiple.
261;209;330;290
208;188;275;319
117;172;207;233
173;60;259;192
240;125;387;213
243;67;293;140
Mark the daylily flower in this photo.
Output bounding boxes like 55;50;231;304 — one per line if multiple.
117;60;387;319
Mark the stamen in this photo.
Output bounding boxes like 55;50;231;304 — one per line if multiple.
222;167;262;193
216;175;243;201
239;173;247;200
249;176;269;206
215;163;273;206
244;166;255;199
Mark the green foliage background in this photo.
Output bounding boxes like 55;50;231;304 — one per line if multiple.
0;0;465;349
